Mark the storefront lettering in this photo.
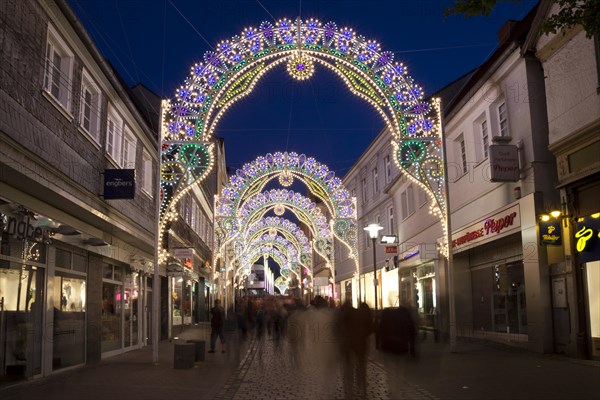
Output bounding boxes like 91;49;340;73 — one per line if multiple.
452;207;520;249
3;216;49;242
452;229;484;247
484;212;517;235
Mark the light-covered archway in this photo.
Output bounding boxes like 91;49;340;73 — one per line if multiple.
159;18;449;267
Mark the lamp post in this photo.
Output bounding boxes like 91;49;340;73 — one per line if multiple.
364;223;383;312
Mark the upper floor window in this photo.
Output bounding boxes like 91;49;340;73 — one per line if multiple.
79;70;102;142
43;25;74;113
401;184;415;220
361;179;367;203
372;167;379;193
385;155;392;184
497;102;509;137
106;109;123;163
388;206;395;234
419;187;428;207
107;106;137;168
122;128;137;168
456;135;467;174
481;120;489;159
141;149;153;196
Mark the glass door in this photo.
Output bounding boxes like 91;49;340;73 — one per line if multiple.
52;274;86;369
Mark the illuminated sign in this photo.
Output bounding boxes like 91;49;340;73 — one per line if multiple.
539;220;562;246
452;204;520;251
384;245;398;254
103;169;135;199
576;214;600;263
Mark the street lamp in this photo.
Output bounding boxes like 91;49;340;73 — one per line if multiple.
364;223;383;312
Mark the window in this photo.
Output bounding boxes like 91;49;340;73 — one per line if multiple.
498;102;508;137
401;184;415;220
122;128;137;168
385;155;392;184
43;25;74;112
142;150;153;195
106;109;123;163
79;70;102;142
481;120;489;159
106;106;137;168
361;179;367;203
388;206;395;234
372;167;379;193
419;188;428;207
456;135;467;174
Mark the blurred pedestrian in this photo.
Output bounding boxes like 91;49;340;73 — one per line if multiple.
337;300;356;398
209;299;226;353
354;302;373;396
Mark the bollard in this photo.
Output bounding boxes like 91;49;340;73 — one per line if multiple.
173;343;195;369
187;340;206;362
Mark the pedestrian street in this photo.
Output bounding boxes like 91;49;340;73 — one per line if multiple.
214;333;439;400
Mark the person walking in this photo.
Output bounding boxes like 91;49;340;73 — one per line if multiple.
209;299;226;353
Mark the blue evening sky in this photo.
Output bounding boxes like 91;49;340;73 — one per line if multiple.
68;0;538;177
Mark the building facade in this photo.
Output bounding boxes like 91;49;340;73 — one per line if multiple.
524;0;600;359
335;4;596;357
0;0;160;381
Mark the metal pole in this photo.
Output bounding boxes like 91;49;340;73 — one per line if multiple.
372;237;378;312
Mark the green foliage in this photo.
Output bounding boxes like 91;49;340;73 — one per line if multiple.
445;0;600;38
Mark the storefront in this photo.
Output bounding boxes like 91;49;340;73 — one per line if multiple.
0;199;155;382
451;203;531;345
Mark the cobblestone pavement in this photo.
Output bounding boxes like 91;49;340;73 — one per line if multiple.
215;334;439;400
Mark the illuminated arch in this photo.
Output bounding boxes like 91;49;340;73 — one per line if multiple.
219;188;333;267
217;151;355;219
242;216;312;269
243;234;300;280
160;17;449;267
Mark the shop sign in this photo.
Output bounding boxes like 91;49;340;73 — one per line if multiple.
452;204;520;251
489;145;519;182
1;215;50;243
384;245;398;254
103;169;135;199
576;214;600;263
173;248;195;259
539;220;562;246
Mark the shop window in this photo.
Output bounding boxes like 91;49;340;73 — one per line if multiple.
0;262;44;377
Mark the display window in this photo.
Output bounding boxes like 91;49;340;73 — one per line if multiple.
0;261;45;378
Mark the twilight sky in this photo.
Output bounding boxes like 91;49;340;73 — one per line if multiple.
68;0;538;177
